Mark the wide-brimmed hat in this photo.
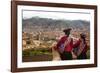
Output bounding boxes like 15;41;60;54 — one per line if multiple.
63;28;72;33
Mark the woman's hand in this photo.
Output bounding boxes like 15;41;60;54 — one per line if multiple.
71;51;77;59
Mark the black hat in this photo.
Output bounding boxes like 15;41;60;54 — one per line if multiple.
63;28;72;33
80;33;86;38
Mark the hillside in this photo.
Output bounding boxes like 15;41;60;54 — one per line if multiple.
22;17;90;33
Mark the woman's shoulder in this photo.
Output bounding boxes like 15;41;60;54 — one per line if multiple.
60;35;67;39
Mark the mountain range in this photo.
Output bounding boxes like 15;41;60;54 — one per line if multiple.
22;17;90;33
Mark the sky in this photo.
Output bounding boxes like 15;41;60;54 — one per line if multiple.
22;10;90;21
